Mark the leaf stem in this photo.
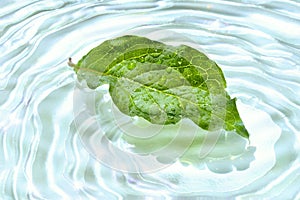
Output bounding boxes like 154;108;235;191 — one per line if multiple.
68;57;79;71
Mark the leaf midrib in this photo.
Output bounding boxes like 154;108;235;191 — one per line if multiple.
78;67;233;128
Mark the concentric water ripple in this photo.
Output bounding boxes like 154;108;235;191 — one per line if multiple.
0;0;299;199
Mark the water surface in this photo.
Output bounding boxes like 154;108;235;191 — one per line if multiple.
0;0;300;199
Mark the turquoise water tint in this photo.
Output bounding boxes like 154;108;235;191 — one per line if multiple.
0;0;299;199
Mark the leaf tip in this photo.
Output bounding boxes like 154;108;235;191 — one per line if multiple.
235;121;249;140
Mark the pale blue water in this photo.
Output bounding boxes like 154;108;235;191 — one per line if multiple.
0;0;300;199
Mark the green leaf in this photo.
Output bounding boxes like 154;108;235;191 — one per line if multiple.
71;35;249;139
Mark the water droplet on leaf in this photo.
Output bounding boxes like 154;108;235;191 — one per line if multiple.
166;67;172;73
127;62;136;70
